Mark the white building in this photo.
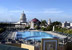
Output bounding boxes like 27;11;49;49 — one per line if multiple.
30;21;35;29
70;23;72;27
15;11;27;28
20;11;27;23
53;26;55;31
62;21;70;28
48;19;51;25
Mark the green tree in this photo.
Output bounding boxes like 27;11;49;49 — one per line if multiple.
40;20;47;26
46;25;53;31
52;21;61;26
41;27;46;31
25;26;30;29
0;28;6;33
35;25;40;29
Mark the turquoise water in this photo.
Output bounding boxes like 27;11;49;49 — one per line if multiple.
16;31;58;40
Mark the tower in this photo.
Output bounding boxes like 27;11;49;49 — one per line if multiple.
48;19;51;25
30;21;35;29
20;11;26;23
53;26;55;31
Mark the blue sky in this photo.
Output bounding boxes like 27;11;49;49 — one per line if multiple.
0;0;72;22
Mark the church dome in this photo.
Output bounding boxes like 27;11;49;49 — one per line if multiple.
20;11;26;23
31;18;41;26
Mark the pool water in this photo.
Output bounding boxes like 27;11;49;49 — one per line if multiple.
16;31;58;40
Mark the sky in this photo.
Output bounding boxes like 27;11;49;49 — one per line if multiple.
0;0;72;22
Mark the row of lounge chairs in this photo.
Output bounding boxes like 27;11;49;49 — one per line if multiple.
54;31;72;37
54;31;72;42
0;38;41;46
0;30;11;41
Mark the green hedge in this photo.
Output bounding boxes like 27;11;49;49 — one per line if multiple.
41;25;53;31
25;26;30;29
55;26;72;34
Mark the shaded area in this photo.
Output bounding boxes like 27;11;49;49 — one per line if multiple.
0;44;28;50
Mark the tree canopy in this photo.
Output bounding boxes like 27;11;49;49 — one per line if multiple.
52;21;61;26
40;20;47;26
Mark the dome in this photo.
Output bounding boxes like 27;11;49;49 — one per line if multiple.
20;11;26;23
32;18;39;23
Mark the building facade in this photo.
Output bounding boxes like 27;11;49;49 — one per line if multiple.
15;11;27;28
62;21;70;28
20;11;27;23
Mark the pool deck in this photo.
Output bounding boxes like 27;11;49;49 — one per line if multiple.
7;32;17;40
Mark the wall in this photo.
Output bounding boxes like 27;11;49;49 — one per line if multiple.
21;44;35;50
7;43;35;50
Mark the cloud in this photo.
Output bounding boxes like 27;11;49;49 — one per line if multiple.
43;8;64;14
43;10;63;14
9;10;30;13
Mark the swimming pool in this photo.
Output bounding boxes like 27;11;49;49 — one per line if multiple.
16;31;58;40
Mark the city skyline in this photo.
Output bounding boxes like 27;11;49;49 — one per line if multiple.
0;0;72;22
